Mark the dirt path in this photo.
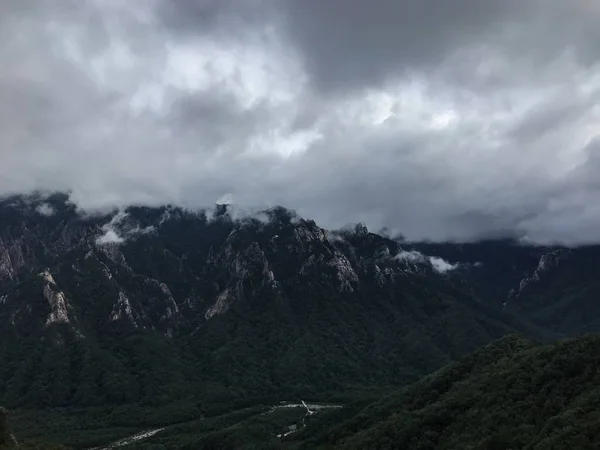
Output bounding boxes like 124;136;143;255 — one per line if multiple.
90;400;342;448
89;428;165;449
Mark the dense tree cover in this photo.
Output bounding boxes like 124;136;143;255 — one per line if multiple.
1;407;69;450
57;333;600;449
0;408;10;447
3;280;544;448
291;334;600;449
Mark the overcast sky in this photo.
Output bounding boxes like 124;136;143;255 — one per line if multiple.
2;0;600;243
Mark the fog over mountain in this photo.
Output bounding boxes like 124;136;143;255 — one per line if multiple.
2;0;600;244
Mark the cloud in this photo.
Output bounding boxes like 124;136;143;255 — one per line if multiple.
429;257;459;274
396;251;428;265
95;210;157;245
96;229;125;245
35;203;56;217
96;211;128;245
396;250;459;274
215;193;234;205
2;0;600;244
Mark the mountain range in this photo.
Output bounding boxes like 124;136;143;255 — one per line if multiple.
1;193;600;448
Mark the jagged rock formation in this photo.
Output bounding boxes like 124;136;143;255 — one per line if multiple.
109;292;139;327
509;249;568;301
0;239;26;283
39;270;71;326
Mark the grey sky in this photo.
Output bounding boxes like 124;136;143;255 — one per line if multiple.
2;0;600;243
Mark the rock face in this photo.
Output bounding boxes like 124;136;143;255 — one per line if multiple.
0;239;26;281
509;250;567;300
205;288;234;319
109;292;138;327
39;269;71;326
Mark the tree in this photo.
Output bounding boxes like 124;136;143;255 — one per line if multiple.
0;407;12;448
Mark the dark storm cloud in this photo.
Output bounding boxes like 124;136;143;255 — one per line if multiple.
157;0;276;36
2;0;600;244
278;0;600;94
278;0;525;93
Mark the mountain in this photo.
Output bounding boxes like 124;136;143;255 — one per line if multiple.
0;192;597;447
405;240;600;335
503;246;600;334
294;333;600;449
406;240;552;307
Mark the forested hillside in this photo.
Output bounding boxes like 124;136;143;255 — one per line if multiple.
295;334;600;449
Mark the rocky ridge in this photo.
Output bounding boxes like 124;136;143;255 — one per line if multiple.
0;195;470;336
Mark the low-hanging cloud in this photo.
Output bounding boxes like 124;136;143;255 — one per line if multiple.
95;210;155;245
396;250;459;274
2;0;600;245
35;203;56;217
96;212;129;245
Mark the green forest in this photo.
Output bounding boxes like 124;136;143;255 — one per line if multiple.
5;334;600;449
